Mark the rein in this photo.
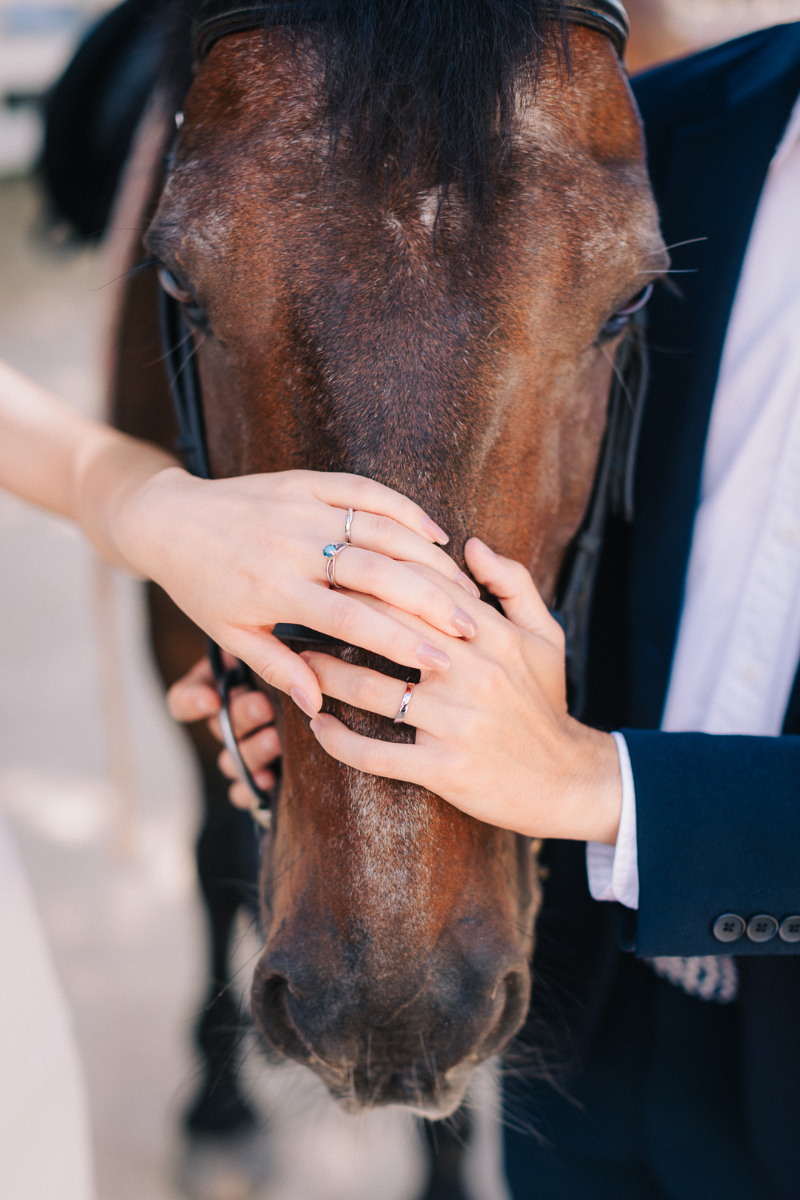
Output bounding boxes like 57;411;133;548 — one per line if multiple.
158;0;643;825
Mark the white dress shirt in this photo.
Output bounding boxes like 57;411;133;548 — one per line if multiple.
587;91;800;912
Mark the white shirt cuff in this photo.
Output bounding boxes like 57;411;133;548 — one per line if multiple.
585;731;639;909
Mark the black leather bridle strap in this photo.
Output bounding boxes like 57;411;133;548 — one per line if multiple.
158;287;340;644
159;287;279;824
192;0;630;64
158;281;210;479
159;286;349;824
561;0;629;58
556;310;649;717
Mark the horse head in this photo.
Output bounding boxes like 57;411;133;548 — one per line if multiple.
145;0;666;1114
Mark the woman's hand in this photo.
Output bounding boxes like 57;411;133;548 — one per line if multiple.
0;359;476;716
301;538;623;845
104;468;480;715
167;657;281;807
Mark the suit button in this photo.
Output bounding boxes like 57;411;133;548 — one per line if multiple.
779;915;800;943
746;914;778;943
712;913;745;943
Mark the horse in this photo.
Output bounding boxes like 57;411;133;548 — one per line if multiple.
109;0;666;1134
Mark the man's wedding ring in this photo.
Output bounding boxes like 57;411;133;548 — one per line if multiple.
323;541;350;588
394;683;415;724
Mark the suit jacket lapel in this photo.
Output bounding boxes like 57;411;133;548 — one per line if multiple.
626;47;800;728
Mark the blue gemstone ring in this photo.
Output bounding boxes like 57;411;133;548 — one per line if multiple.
323;541;350;588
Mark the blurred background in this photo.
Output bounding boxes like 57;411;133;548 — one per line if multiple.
1;1;799;1198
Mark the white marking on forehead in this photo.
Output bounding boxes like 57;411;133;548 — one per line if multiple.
419;189;439;230
158;161;235;257
346;760;435;917
517;104;572;156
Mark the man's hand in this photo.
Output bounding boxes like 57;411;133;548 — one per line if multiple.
167;658;281;810
302;539;623;845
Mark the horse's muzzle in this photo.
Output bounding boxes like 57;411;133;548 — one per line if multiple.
251;947;530;1111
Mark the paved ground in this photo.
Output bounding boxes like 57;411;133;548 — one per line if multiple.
0;177;509;1200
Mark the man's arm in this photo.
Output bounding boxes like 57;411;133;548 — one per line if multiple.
622;729;800;957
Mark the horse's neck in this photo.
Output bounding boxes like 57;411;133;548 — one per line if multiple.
102;95;172;410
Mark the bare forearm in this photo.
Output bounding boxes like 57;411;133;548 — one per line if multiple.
73;433;177;569
0;357;177;568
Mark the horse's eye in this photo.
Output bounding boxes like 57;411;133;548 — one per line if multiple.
158;266;209;328
598;282;653;342
158;266;192;302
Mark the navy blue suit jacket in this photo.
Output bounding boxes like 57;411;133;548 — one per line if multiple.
615;22;800;961
531;24;800;1198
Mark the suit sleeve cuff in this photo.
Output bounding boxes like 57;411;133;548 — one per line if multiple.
586;731;639;909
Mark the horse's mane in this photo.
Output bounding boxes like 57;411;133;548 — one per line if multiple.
162;0;568;215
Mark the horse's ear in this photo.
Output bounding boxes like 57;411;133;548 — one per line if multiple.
39;0;163;243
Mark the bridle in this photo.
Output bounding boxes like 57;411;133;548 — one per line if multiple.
158;0;646;827
192;0;631;62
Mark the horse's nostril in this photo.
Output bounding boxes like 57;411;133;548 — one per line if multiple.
501;969;528;1031
254;972;313;1064
482;968;529;1056
253;951;530;1101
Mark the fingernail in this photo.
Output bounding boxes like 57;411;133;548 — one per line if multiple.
450;607;477;638
290;687;318;719
476;538;496;557
417;643;451;669
309;718;322;736
422;516;449;544
456;570;480;598
196;695;218;716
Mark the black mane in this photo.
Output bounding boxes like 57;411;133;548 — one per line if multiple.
166;0;568;214
39;0;570;239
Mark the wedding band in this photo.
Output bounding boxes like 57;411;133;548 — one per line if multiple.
393;683;415;724
323;541;350;588
345;507;354;544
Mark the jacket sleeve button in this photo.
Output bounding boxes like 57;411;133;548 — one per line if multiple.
779;915;800;943
746;914;778;942
712;913;745;942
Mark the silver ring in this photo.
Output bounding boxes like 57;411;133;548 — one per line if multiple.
323;541;350;588
393;683;414;724
345;507;354;544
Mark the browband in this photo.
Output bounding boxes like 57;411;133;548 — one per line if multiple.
193;0;630;65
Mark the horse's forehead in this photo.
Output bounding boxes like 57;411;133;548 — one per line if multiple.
172;26;653;257
166;130;652;322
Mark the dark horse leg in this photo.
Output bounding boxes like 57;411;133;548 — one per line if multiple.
147;584;262;1138
420;1112;470;1200
186;758;261;1134
111;259;265;1138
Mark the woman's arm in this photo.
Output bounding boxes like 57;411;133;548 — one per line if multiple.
0;358;478;711
0;357;175;554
